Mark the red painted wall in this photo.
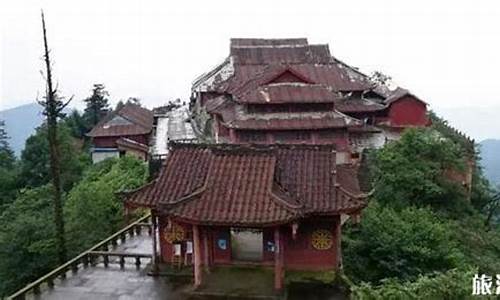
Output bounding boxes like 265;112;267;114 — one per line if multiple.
282;219;339;270
388;97;428;127
157;217;340;271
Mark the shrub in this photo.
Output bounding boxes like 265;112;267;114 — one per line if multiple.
343;202;464;283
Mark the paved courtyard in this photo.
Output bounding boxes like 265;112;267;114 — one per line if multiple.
26;234;189;300
23;232;342;299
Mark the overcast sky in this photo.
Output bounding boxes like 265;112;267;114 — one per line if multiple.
1;0;499;140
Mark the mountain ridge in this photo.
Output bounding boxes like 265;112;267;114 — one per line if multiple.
0;103;45;156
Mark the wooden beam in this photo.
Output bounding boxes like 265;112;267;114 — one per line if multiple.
193;224;202;287
274;227;284;291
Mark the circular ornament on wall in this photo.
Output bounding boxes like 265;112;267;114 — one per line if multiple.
163;224;186;243
311;229;333;250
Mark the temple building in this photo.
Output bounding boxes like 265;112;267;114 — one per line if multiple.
87;103;154;163
122;142;369;290
190;38;429;163
87;102;195;163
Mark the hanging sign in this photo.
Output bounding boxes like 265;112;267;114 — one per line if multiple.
217;239;227;250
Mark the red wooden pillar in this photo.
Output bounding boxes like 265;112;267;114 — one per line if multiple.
274;227;284;291
193;225;202;287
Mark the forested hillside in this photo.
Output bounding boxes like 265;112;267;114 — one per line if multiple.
343;124;500;298
0;87;151;296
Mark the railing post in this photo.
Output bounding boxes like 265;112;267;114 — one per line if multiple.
83;254;89;268
120;232;126;243
135;256;141;268
47;277;54;288
90;253;97;266
111;237;117;248
103;254;109;268
60;268;67;280
120;256;125;269
71;262;78;274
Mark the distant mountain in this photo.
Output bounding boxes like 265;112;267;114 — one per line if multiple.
479;139;500;186
0;103;45;156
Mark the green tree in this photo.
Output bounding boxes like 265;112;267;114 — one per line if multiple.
63;109;88;140
0;120;18;207
83;83;110;127
0;120;15;169
0;185;58;296
373;128;468;211
65;156;148;253
20;123;90;192
343;202;463;284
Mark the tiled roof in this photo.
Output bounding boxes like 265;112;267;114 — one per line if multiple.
335;98;386;113
237;84;339;104
225;112;362;130
116;137;149;153
207;100;363;131
222;64;371;95
230;44;332;65
87;103;154;137
230;38;308;47
123;143;367;226
384;87;427;105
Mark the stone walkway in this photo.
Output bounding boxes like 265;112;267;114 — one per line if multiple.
27;235;188;300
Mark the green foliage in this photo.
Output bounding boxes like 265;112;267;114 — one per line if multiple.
343;202;463;284
430;112;495;212
0;156;148;296
373;128;468;211
63;109;89;140
344;127;500;299
0;120;15;169
20;123;90;191
83;83;110;127
0;119;19;207
64;156;148;253
350;268;477;300
0;185;58;297
448;215;500;275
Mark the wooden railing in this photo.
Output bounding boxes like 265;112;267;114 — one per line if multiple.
8;214;153;300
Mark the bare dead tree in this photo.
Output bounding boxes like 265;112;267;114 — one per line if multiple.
39;10;71;264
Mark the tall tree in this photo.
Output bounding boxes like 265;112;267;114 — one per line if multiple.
0;120;17;207
83;84;110;127
38;11;70;264
0;120;15;169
